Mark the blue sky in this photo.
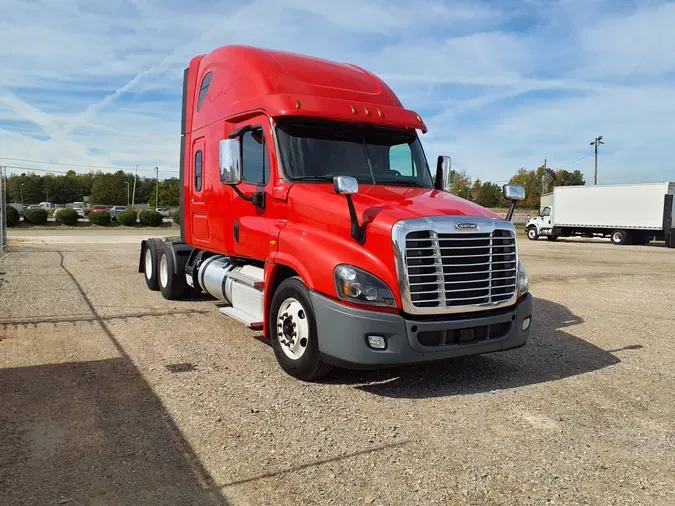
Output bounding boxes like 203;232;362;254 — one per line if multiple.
1;0;674;183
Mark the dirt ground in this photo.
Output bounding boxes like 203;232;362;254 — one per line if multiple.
1;230;674;505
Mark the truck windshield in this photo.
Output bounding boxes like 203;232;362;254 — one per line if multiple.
275;120;433;188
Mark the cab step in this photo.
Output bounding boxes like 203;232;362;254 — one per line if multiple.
219;306;263;331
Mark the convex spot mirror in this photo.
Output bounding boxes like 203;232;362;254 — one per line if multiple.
503;184;525;201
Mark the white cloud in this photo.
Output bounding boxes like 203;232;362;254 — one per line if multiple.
1;0;674;185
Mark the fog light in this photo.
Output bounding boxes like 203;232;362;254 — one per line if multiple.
367;335;386;350
522;317;531;331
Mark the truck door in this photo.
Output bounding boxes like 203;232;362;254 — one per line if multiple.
541;206;552;230
231;118;275;260
190;136;210;246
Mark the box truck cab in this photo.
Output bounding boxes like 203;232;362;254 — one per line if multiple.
139;45;532;380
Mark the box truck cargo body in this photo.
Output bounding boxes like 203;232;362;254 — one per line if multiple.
526;182;675;246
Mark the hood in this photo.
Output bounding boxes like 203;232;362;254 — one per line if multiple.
287;183;502;233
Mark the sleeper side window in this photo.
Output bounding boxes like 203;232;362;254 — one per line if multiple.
241;128;270;185
195;150;203;191
197;72;212;111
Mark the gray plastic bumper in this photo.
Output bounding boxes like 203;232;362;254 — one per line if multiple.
310;291;532;368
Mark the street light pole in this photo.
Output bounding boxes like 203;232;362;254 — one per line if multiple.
20;183;24;205
126;182;130;206
590;136;604;185
155;167;159;208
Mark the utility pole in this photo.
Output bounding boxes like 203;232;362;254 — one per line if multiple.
541;158;547;194
155;167;159;208
131;164;138;207
590;136;604;184
20;183;24;206
126;182;130;206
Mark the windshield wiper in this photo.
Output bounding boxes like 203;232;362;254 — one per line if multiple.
289;175;335;181
376;179;427;188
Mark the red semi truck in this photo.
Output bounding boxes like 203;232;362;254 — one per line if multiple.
139;45;532;381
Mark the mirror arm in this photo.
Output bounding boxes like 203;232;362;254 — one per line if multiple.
229;124;252;139
506;200;517;221
345;195;365;244
232;185;265;209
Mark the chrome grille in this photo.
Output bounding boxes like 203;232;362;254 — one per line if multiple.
404;229;517;310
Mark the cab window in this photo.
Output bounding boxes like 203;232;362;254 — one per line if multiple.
241;128;270;185
541;207;551;217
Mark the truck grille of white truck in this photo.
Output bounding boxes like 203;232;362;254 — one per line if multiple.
403;229;517;311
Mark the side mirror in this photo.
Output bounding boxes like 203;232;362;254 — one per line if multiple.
434;155;452;191
333;176;364;244
219;139;242;185
502;184;525;222
333;175;359;195
502;184;525;201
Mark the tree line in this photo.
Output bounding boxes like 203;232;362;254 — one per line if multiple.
447;165;585;209
3;162;585;210
2;170;180;207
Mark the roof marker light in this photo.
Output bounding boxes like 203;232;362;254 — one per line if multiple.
416;114;423;124
377;108;384;118
295;99;301;110
350;105;357;114
364;107;371;116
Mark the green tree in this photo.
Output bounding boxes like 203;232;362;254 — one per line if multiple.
555;169;585;186
508;168;540;208
474;182;504;208
449;170;472;200
148;178;180;207
90;171;127;205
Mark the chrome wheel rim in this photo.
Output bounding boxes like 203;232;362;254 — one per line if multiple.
276;298;310;360
145;248;153;279
159;254;169;288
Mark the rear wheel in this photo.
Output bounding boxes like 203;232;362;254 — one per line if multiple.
527;227;539;240
610;229;629;245
270;278;332;381
143;238;163;291
547;235;558;241
158;243;186;300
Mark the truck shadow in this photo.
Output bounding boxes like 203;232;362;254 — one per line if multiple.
325;297;624;399
0;357;227;506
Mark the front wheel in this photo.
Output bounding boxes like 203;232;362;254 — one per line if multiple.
527;227;539;241
269;278;332;381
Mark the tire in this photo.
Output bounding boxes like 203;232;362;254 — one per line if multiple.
547;235;558;241
143;238;163;291
526;227;539;241
158;243;186;300
269;277;332;381
610;229;629;245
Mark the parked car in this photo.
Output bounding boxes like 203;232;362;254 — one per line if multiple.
26;204;42;210
91;205;109;214
110;206;127;220
73;207;85;219
155;207;171;218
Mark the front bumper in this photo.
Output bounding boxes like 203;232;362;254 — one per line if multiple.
310;292;532;369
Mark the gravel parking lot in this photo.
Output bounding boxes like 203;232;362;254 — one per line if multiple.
1;230;673;505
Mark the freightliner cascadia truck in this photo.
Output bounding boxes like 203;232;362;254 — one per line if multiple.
139;45;532;381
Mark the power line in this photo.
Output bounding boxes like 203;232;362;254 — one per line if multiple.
0;156;178;173
553;154;593;172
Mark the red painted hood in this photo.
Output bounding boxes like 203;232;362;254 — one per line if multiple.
287;183;502;233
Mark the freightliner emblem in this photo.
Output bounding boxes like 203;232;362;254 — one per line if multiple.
455;223;478;230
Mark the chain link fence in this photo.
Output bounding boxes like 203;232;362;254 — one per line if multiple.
0;165;7;252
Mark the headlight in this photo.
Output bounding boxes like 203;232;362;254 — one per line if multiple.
518;260;529;297
334;265;395;307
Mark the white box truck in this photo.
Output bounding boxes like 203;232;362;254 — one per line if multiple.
526;182;675;246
